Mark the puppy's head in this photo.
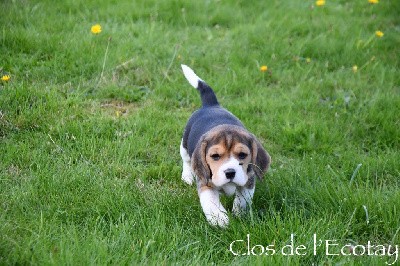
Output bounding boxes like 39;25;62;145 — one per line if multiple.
192;125;271;188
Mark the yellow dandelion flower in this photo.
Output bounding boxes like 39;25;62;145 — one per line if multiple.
352;65;358;73
316;0;326;6
368;0;379;4
260;65;268;72
91;24;102;34
306;58;311;63
375;31;384;38
1;75;11;82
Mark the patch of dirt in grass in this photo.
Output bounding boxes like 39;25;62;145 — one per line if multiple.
99;100;140;118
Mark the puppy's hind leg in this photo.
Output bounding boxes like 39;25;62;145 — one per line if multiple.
180;140;194;185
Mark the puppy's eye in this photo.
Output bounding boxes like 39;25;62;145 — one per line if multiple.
210;154;221;161
238;152;248;160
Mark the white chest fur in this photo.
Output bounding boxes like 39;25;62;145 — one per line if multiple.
221;183;237;196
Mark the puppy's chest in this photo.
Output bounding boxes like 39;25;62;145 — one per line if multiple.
220;183;237;196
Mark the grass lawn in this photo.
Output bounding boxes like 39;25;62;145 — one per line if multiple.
1;0;399;265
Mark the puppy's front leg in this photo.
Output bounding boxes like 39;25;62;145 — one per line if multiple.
199;186;229;227
232;185;255;216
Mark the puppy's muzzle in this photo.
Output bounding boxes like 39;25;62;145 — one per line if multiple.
224;168;236;180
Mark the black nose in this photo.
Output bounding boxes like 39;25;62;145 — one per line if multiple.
224;168;236;180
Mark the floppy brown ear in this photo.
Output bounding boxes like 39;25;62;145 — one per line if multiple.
251;138;271;180
191;139;211;183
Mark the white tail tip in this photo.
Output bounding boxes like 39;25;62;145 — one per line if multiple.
181;64;203;88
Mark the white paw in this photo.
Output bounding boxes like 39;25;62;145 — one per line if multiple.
181;170;194;185
205;211;229;228
199;188;229;227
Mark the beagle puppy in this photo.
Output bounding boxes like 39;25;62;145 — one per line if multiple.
180;65;271;227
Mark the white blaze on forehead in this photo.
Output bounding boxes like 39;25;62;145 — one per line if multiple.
181;64;203;89
221;157;241;171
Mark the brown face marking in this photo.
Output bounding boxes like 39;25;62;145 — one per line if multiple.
206;142;229;180
203;126;254;184
192;124;270;187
